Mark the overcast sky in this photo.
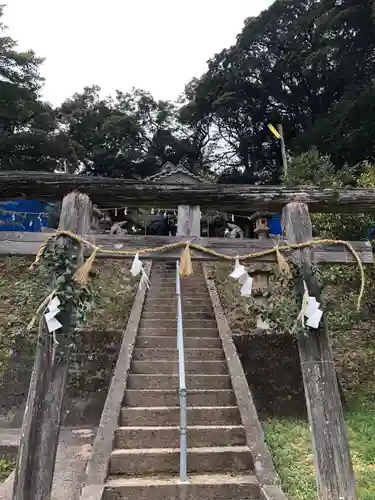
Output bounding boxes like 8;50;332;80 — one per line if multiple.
5;0;273;106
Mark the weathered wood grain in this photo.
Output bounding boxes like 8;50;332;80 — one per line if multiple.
0;232;372;264
1;171;375;211
283;202;357;500
177;205;201;237
12;192;92;500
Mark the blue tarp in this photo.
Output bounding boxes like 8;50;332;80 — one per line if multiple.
0;200;51;232
0;201;284;235
269;214;282;236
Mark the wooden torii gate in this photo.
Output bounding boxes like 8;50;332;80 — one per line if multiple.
1;172;373;500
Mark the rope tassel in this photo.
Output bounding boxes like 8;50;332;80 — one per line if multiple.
276;247;292;277
179;243;193;277
73;247;99;285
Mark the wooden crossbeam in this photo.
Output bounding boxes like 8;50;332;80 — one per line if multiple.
0;232;372;264
1;172;375;212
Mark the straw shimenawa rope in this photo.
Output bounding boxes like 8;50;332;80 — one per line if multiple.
30;230;366;311
179;242;193;277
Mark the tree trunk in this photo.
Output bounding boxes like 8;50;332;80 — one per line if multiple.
282;202;357;500
12;192;92;500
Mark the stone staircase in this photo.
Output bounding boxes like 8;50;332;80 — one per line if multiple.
103;262;261;499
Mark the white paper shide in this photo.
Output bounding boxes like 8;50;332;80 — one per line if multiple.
130;253;150;289
229;258;253;297
44;295;62;333
303;284;323;329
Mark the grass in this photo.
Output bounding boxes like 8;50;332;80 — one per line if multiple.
0;458;15;482
264;401;375;500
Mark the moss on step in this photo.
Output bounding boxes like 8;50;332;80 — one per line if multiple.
0;457;15;482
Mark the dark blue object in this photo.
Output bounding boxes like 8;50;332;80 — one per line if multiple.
269;214;282;236
0;200;52;232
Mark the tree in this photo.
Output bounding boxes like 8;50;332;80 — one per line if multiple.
286;149;375;241
59;86;208;178
182;0;375;182
0;6;76;171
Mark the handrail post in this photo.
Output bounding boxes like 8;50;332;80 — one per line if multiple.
176;260;188;483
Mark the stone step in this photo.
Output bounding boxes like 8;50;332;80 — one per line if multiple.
149;279;208;293
123;389;236;407
146;290;208;296
150;278;207;284
132;348;225;361
147;285;208;292
110;446;253;475
127;374;231;390
140;319;217;329
131;360;228;375
151;270;203;275
115;425;246;449
120;406;241;426
104;473;259;500
141;311;215;320
143;305;213;314
152;267;202;273
146;298;212;305
137;327;219;337
150;276;205;279
135;336;221;349
147;288;208;295
145;298;211;305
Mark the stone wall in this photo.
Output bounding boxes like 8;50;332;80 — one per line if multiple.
0;329;121;427
234;332;307;419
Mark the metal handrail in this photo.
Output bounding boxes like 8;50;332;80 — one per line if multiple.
176;260;188;483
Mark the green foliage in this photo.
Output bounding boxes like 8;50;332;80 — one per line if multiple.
284;148;356;187
0;457;15;482
0;6;77;171
0;257;138;385
0;246;98;364
247;268;305;337
0;4;208;176
264;418;316;500
58;85;209;178
210;144;375;499
181;0;375;182
284;149;375;240
4;0;375;178
264;401;375;500
0;258;49;369
358;160;375;188
208;263;305;337
40;247;98;347
2;0;375;178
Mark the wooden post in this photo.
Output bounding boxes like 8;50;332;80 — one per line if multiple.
277;124;288;179
282;202;357;500
12;192;92;500
250;213;272;330
177;205;201;237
